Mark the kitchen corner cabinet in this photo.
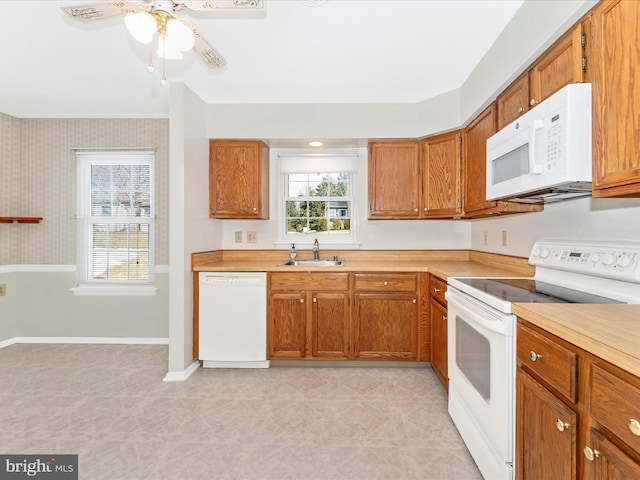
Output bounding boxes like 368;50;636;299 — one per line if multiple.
588;0;640;198
368;140;422;219
429;275;448;390
353;273;418;360
268;272;350;359
516;320;640;480
462;103;543;217
421;131;463;217
209;140;269;219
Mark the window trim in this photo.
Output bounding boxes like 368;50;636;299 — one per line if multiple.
275;149;362;247
72;151;156;296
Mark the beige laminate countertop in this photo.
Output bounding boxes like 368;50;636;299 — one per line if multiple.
193;259;532;280
513;303;640;378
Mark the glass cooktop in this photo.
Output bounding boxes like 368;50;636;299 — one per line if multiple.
455;278;624;304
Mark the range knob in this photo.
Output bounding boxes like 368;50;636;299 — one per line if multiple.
603;254;616;266
591;253;601;263
532;247;541;258
541;248;551;259
618;254;633;268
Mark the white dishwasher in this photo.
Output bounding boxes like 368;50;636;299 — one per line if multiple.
198;272;269;368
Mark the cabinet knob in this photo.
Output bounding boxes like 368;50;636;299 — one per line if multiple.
529;351;541;362
434;288;442;293
556;419;570;432
442;315;447;321
583;446;601;462
414;208;419;213
313;297;317;303
253;207;257;211
413;299;417;304
383;281;388;286
530;98;538;107
299;298;304;304
629;418;640;436
517;106;525;114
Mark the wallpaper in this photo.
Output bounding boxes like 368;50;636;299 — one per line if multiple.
0;115;169;266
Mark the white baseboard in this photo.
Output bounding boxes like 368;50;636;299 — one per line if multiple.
163;360;200;382
202;360;270;369
0;337;169;347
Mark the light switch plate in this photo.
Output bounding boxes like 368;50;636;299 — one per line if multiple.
234;231;243;243
502;230;508;246
247;231;257;244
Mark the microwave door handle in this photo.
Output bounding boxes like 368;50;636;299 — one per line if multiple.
528;119;545;174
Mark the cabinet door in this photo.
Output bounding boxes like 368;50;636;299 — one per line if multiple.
209;140;269;219
585;429;640;480
354;293;417;360
463;103;498;213
310;291;350;359
430;297;448;390
268;292;306;359
590;0;640;197
368;141;421;219
529;24;586;108
516;370;577;480
497;72;530;129
422;131;462;217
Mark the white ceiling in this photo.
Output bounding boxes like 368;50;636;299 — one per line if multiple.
0;0;525;119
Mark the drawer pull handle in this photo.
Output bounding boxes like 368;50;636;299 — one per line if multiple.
434;288;442;293
313;297;317;303
413;299;417;304
529;351;541;362
300;298;304;304
629;419;640;436
556;419;570;432
583;446;601;462
383;281;388;286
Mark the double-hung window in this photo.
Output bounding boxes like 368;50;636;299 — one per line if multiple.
74;151;155;295
278;151;360;245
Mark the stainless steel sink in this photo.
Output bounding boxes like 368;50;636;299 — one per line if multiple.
278;259;346;267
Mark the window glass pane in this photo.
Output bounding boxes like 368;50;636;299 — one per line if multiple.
91;164;150;218
90;221;150;280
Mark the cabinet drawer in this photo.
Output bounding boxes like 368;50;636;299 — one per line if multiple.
430;275;447;305
517;324;577;402
354;273;417;292
269;272;349;291
591;364;640;454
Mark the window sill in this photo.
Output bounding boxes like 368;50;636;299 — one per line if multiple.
70;285;157;296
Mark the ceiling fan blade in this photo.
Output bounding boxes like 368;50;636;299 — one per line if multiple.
62;2;145;23
180;0;263;11
181;21;227;68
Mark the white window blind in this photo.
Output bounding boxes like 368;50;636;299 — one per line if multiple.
75;151;155;291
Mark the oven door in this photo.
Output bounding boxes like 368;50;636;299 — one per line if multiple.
446;287;515;479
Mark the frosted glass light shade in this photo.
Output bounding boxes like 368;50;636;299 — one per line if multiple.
124;12;157;44
165;19;195;51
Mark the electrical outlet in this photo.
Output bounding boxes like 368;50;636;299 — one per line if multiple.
234;231;243;243
502;230;508;246
247;231;257;244
483;231;488;246
0;283;5;296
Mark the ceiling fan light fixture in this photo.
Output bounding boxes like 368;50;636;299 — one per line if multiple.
124;11;157;44
165;18;196;52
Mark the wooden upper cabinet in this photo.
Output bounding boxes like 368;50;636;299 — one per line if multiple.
589;0;640;197
209;140;269;219
497;72;530;129
463;103;498;213
529;23;587;108
368;140;422;219
421;130;462;217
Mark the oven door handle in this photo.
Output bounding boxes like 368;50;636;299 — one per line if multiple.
447;291;513;336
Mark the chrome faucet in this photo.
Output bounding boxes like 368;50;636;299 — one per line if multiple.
313;238;320;261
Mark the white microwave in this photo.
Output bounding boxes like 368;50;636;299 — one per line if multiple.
486;83;592;204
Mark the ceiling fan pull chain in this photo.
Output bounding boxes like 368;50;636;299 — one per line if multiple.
161;34;167;86
147;43;155;74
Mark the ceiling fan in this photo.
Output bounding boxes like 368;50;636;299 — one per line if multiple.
63;0;263;81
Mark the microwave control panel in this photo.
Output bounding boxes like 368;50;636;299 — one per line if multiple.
530;240;640;283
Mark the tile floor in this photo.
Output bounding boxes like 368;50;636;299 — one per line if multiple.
0;344;482;480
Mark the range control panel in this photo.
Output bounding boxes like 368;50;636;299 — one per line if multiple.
529;240;640;283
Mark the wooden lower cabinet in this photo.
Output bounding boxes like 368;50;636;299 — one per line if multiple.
268;272;349;360
516;369;577;480
353;273;419;360
429;275;448;390
517;320;640;480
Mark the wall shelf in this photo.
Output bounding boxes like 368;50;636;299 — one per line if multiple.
0;217;43;224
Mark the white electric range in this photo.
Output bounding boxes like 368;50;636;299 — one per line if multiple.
445;240;640;480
